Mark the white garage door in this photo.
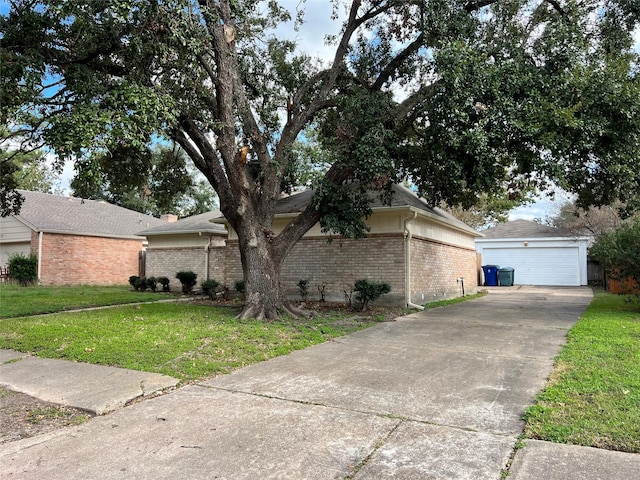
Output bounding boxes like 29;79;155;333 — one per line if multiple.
482;247;580;286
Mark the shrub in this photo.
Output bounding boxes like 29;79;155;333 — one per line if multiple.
590;218;640;286
146;277;158;292
128;275;140;289
134;276;148;291
353;279;391;311
234;280;245;294
317;283;327;302
297;279;309;301
157;276;170;292
176;271;198;294
201;279;221;300
8;253;38;286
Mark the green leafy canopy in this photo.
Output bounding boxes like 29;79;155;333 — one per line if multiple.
1;0;639;229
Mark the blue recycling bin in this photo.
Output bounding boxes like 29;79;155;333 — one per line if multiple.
482;265;500;286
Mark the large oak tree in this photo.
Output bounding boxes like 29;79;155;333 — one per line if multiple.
2;0;639;318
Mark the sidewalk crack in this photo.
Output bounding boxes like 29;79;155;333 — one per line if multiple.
343;420;403;479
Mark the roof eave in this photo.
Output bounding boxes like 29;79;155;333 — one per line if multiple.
12;215;38;232
253;205;481;237
138;228;227;237
476;235;590;242
37;229;148;240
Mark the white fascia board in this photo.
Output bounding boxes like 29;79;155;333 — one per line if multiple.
140;228;225;237
400;206;483;237
12;215;38;232
476;236;590;244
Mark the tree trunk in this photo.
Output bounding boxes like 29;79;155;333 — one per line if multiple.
235;224;309;321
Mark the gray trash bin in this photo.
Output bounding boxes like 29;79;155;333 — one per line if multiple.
498;267;515;286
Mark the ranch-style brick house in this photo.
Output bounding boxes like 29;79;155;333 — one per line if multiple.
139;185;482;307
0;190;165;285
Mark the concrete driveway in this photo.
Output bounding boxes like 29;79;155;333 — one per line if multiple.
0;286;593;479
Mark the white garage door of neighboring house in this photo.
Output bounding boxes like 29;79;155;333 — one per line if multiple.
482;246;581;286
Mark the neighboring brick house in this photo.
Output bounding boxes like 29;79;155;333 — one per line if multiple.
0;190;165;285
139;185;481;307
136;210;228;288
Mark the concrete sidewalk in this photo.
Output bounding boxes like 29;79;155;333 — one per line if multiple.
0;350;179;415
1;286;638;479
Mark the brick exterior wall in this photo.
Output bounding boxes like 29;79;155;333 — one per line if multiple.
144;246;228;292
145;247;207;290
410;235;478;303
144;233;478;306
34;232;144;285
281;235;406;305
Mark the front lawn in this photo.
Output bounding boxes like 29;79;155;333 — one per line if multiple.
524;291;640;453
0;284;170;318
0;302;381;382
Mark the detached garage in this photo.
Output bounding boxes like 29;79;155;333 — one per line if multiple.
476;220;589;286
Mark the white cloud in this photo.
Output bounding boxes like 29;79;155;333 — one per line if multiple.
509;190;575;223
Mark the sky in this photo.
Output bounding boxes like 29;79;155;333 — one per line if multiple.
2;1;638;222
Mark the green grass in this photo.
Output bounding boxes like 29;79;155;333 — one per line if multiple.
0;284;172;318
0;302;379;382
524;291;640;453
26;405;91;426
423;292;486;309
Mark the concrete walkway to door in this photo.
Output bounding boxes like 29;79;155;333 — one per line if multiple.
4;286;636;479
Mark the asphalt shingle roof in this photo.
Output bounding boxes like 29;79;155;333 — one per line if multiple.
15;190;165;238
137;184;477;236
273;184;477;233
480;219;570;239
137;210;226;236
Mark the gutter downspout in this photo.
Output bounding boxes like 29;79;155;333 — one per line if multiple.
199;233;212;281
404;212;425;311
37;231;43;282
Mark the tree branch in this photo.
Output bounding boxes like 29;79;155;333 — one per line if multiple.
372;32;425;91
464;0;500;13
393;81;440;134
176;118;233;208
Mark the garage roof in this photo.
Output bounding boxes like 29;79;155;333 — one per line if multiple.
480;219;571;239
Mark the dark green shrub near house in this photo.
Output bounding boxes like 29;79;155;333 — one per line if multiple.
157;276;170;292
176;271;198;294
201;279;220;299
353;279;391;311
146;277;158;292
234;280;245;294
129;275;148;291
590;218;640;286
297;279;309;301
8;253;38;286
129;275;140;289
134;277;148;291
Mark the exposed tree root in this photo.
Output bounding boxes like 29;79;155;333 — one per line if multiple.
236;299;315;321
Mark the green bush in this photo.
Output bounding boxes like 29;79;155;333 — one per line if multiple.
157;276;170;292
297;279;309;301
353;279;391;311
590;218;640;285
134;277;148;291
176;271;198;294
128;275;140;289
234;280;245;294
146;277;158;292
129;275;149;291
8;253;38;286
201;279;221;299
